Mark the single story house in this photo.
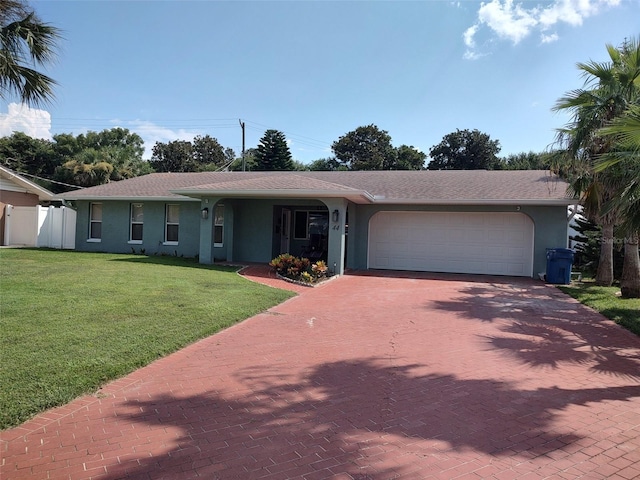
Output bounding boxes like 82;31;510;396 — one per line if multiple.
0;165;58;246
60;170;576;278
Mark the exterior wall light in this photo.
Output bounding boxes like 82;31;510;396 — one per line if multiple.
201;207;209;219
332;209;339;223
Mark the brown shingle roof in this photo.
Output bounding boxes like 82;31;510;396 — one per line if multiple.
61;170;574;205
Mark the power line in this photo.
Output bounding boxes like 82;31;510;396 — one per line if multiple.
3;115;335;157
5;169;84;189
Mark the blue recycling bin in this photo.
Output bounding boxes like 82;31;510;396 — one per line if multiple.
546;248;574;284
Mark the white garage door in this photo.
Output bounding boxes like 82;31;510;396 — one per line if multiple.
368;211;534;277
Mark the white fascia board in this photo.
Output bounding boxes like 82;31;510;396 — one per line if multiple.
62;195;199;202
0;166;57;201
171;188;376;203
369;198;577;206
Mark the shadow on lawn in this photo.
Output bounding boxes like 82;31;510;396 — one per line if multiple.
109;254;240;272
429;282;640;380
99;357;640;479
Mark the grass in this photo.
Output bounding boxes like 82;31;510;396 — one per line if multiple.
0;249;295;430
559;281;640;336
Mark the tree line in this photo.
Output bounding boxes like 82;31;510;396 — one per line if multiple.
0;125;549;193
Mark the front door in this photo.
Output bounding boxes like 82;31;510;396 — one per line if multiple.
280;208;291;254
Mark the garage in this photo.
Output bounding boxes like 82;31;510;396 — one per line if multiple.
368;211;534;277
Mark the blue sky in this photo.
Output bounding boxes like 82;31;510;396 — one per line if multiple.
1;0;639;164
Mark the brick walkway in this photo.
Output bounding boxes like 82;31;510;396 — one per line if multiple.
2;268;640;479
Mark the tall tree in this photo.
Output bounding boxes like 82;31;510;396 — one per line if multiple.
332;125;396;170
395;145;426;170
79;128;145;159
307;157;345;171
149;140;194;172
51;128;151;189
0;0;61;106
553;37;640;294
254;130;293;171
599;105;640;298
599;105;640;232
192;134;226;169
229;147;257;171
55;156;114;188
501;151;549;170
0;131;55;176
427;129;501;170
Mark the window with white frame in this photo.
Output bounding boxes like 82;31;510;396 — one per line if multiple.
88;203;102;241
165;204;179;243
214;204;224;246
130;203;144;242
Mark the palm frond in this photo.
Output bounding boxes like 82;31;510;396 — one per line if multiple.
0;5;60;106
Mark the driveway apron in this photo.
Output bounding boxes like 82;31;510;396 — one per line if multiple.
2;270;640;480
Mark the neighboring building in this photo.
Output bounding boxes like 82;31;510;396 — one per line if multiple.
60;170;576;278
0;165;57;246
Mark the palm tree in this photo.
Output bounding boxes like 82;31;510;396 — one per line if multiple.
599;105;640;232
553;38;640;292
1;0;61;106
599;107;640;298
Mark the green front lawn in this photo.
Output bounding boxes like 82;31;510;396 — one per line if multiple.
559;281;640;336
0;249;295;430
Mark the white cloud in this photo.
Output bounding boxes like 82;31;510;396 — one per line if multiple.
477;0;539;44
541;32;559;43
463;24;478;49
463;0;621;59
0;103;52;139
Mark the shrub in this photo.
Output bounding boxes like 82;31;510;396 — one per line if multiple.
269;253;298;275
270;255;330;284
311;260;328;280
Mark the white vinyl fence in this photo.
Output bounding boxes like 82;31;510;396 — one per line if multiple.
3;205;76;249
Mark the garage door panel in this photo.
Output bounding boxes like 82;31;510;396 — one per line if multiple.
369;212;533;277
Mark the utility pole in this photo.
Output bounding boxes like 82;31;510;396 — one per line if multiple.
239;119;246;172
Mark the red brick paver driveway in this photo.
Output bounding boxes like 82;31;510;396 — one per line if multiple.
2;269;640;480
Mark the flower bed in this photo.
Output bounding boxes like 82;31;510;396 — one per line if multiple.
269;254;331;286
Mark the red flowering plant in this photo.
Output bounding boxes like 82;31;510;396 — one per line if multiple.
311;260;328;280
269;255;329;284
269;253;297;275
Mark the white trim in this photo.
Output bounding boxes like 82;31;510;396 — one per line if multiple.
130;203;144;242
62;195;199;202
0;165;57;201
367;198;575;206
88;202;102;241
127;240;143;245
86;238;102;243
164;204;180;244
213;204;224;247
171;189;375;204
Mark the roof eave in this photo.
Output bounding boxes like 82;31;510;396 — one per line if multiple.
370;198;577;206
171;188;376;203
60;195;199;202
0;166;57;201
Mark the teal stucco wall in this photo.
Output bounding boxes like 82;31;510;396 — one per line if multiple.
73;198;569;278
217;198;327;264
74;200;201;257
